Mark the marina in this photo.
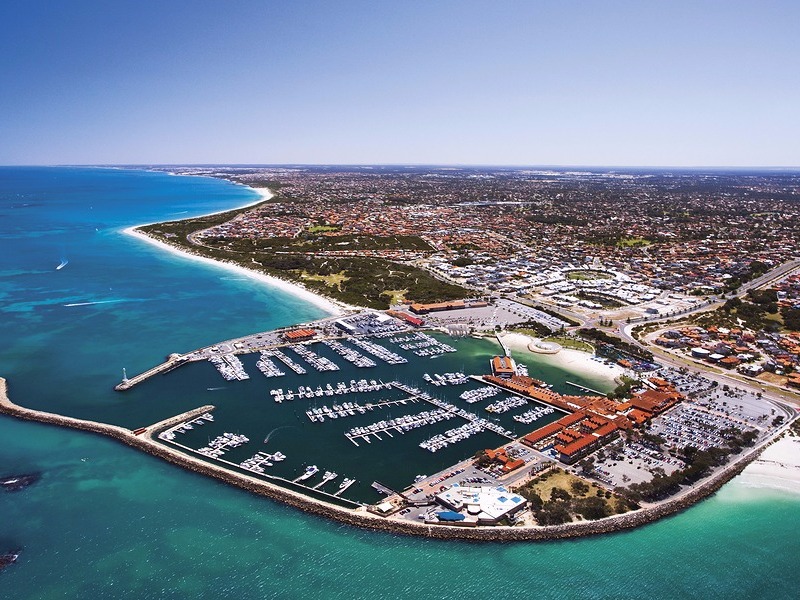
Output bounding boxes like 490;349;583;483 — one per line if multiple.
306;395;421;423
459;385;500;403
348;336;408;364
209;354;249;381
117;324;608;504
485;395;528;413
289;343;340;372
1;163;796;596
344;408;457;444
321;339;377;367
256;353;285;378
264;349;307;375
422;372;469;386
513;405;556;424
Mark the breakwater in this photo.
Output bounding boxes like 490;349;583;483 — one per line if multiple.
1;375;783;542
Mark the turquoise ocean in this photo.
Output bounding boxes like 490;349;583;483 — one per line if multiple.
0;167;797;599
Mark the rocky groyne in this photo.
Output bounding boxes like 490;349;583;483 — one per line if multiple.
0;376;772;542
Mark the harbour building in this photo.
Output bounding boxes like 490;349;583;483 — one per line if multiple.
435;484;527;525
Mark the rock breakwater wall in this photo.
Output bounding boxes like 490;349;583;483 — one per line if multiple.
0;377;767;542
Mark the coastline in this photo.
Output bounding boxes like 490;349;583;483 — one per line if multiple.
498;332;625;384
1;375;787;542
733;432;800;496
121;185;348;317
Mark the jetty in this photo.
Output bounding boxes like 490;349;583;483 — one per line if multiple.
344;408;455;444
333;478;356;496
266;349;307;375
307;396;420;423
312;471;338;489
256;353;285;378
115;354;188;390
371;481;398;496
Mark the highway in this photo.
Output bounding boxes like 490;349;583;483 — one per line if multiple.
607;257;800;408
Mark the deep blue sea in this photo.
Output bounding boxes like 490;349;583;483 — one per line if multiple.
0;167;797;599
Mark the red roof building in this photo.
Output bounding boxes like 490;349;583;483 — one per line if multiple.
284;328;317;342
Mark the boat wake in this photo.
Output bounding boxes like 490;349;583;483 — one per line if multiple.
264;426;293;444
63;300;123;307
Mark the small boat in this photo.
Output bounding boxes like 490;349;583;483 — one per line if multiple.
296;465;319;481
0;550;20;570
56;259;68;270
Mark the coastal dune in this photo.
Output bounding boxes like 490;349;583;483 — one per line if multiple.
121;186;347;317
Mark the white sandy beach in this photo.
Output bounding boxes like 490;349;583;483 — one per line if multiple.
121;185;348;317
497;332;625;384
734;432;800;495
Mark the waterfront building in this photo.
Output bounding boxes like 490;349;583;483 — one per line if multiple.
284;328;318;342
490;355;516;378
435;484;526;524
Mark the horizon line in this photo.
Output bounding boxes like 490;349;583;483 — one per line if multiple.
3;163;800;171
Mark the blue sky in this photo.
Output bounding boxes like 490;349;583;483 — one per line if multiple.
1;0;798;166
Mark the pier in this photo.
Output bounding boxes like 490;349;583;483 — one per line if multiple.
495;333;511;357
266;349;307;374
333;478;356;496
256;353;285;378
114;354;188;391
349;336;408;364
344;408;456;444
371;481;398;496
210;354;249;381
388;381;515;441
321;339;376;367
312;471;339;489
307;396;420;423
289;344;340;372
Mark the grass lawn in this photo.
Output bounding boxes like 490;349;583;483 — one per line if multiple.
307;224;341;234
526;469;599;501
566;270;613;280
617;237;652;248
300;270;349;290
381;289;408;305
543;336;595;353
